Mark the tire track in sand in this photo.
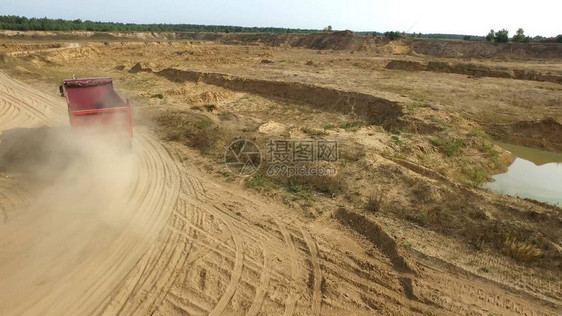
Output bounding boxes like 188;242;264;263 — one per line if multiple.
0;71;65;127
246;243;272;316
301;227;323;316
177;170;305;316
206;204;244;316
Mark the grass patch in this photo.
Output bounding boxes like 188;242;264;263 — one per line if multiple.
401;204;451;229
429;116;451;130
198;117;213;129
482;141;499;163
430;136;465;156
246;174;277;192
246;161;343;207
295;193;315;207
503;237;543;262
469;128;487;138
288;173;346;196
339;143;366;162
405;209;430;227
470;129;499;164
154;111;223;154
286;184;316;207
339;120;366;131
406;101;423;110
365;191;385;212
466;169;488;187
150;93;164;99
391;135;404;146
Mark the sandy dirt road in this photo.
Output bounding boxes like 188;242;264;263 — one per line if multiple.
0;71;180;314
0;71;559;315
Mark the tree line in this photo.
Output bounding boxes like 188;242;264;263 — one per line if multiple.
381;28;561;43
1;16;561;43
0;15;318;33
485;28;562;43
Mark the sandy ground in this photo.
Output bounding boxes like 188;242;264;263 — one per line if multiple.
0;38;561;315
0;74;560;315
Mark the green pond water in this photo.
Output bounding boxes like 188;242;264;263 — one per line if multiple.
485;142;562;206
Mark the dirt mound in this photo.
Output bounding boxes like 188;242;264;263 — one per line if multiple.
129;62;153;73
385;59;562;84
0;43;63;54
385;60;426;71
487;118;562;152
156;67;403;126
334;207;415;274
42;46;97;64
257;121;288;134
334;208;420;301
189;90;237;104
378;41;411;55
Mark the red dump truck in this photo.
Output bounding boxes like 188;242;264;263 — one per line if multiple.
61;77;133;142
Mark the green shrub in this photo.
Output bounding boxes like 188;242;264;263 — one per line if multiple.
512;28;530;43
486;29;495;42
384;31;405;41
495;29;509;43
486;29;509;43
467;169;487;187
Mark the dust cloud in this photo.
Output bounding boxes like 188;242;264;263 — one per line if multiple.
0;125;149;313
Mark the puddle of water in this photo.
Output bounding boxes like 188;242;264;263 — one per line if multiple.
493;141;562;165
485;142;562;206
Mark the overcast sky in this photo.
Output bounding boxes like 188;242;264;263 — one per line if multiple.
2;0;561;37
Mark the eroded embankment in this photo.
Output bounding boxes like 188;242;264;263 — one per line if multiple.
0;30;374;51
334;208;419;300
487;118;562;152
0;42;65;54
409;38;562;59
386;59;562;84
3;30;562;59
148;66;404;125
